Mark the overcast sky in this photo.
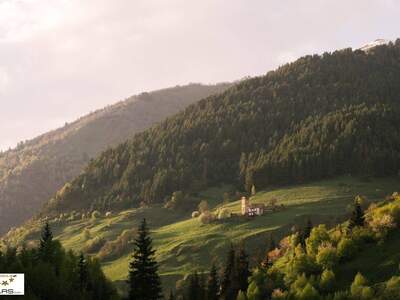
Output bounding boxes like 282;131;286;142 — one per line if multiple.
0;0;399;151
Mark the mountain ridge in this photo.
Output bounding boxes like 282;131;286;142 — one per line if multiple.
43;40;400;216
0;83;232;234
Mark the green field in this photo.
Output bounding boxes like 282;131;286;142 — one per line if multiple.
5;176;399;291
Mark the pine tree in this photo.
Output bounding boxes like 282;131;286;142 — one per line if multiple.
220;245;237;300
78;252;88;292
187;272;202;300
198;272;206;300
236;243;250;293
128;218;162;300
348;197;365;230
301;218;313;248
207;264;219;300
38;222;54;262
268;234;276;251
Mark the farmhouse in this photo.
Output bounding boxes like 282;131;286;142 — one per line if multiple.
241;196;265;216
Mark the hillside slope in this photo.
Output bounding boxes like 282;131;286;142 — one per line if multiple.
46;40;400;215
4;176;398;291
0;83;231;234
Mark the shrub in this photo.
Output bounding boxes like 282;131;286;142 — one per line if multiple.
288;245;319;279
199;211;215;224
246;281;261;300
297;283;320;300
198;200;209;213
350;273;374;300
337;238;357;261
97;229;136;261
218;208;231;219
91;210;101;219
306;225;330;256
319;269;336;293
316;243;338;269
382;276;400;299
192;211;200;218
236;290;247;300
271;289;287;300
350;226;375;244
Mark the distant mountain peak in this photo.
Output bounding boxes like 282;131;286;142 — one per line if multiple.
359;39;390;52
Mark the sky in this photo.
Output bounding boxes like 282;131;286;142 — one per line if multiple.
0;0;399;151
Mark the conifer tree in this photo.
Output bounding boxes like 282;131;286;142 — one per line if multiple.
207;264;219;300
78;252;88;292
301;218;313;248
348;197;365;230
236;243;250;293
220;245;237;300
199;272;206;300
268;234;276;251
187;272;201;300
38;222;54;262
128;218;162;300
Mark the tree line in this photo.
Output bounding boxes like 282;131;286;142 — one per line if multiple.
44;40;400;215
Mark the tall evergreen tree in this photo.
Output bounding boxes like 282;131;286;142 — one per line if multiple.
207;264;219;300
78;252;88;292
268;234;276;251
236;243;250;293
128;218;162;300
187;272;201;300
300;218;313;248
220;245;237;300
348;197;365;230
38;222;54;262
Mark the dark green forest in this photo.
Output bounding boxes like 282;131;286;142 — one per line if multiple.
0;223;117;299
44;40;400;215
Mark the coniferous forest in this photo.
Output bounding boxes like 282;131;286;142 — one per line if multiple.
44;41;400;215
0;222;117;299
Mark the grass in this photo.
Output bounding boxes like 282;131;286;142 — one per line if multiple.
5;176;399;292
336;231;400;289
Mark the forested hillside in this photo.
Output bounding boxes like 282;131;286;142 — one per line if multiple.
173;193;400;300
0;83;231;234
45;40;400;215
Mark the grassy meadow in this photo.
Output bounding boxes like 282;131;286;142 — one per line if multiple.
4;176;399;291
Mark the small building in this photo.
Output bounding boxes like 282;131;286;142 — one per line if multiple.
241;196;265;216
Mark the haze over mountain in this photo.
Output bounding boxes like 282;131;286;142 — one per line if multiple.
0;83;231;234
1;1;399;151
